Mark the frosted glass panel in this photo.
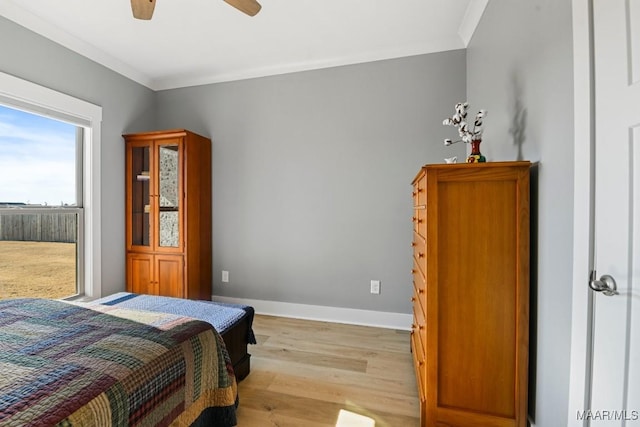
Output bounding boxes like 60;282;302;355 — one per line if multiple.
159;146;179;207
159;211;179;247
158;145;179;248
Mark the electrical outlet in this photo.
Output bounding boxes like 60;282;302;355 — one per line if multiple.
370;280;381;295
222;270;229;283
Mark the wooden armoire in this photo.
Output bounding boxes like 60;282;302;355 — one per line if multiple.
124;129;212;301
411;162;530;427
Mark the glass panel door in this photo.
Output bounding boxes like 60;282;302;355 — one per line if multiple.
158;144;180;248
131;145;151;247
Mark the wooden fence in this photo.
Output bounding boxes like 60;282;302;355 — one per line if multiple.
0;212;77;243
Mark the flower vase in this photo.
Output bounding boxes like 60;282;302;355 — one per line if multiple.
467;139;486;163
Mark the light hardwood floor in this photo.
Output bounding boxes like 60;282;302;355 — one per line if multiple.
236;314;421;426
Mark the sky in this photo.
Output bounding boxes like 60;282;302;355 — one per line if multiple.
0;104;77;206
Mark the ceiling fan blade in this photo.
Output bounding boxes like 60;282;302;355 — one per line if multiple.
223;0;262;16
131;0;156;20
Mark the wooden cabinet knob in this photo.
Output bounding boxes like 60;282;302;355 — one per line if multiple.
418;252;425;258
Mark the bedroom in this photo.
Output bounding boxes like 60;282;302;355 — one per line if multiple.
0;0;638;426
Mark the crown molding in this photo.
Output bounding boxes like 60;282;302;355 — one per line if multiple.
0;0;154;89
151;40;465;90
458;0;489;46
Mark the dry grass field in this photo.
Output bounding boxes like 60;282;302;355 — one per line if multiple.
0;241;76;300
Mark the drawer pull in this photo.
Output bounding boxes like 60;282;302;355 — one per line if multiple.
418;252;425;258
411;296;416;302
411;269;416;274
411;242;417;247
419;288;425;294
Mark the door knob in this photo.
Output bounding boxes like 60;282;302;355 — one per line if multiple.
589;270;618;296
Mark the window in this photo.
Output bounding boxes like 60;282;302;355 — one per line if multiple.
0;105;82;298
0;71;102;299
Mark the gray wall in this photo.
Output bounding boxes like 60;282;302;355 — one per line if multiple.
156;51;466;313
466;1;574;425
0;16;157;296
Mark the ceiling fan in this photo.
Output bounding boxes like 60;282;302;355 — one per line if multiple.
130;0;262;20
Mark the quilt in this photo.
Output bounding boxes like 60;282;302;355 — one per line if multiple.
0;298;237;427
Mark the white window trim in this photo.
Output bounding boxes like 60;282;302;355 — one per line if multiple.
0;71;102;298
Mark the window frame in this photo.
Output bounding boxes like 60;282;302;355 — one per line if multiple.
0;71;102;298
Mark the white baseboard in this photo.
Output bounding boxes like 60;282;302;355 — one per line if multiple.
212;295;412;331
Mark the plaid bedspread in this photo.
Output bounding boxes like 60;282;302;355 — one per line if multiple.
0;298;237;427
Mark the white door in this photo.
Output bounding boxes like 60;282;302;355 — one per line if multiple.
590;0;640;424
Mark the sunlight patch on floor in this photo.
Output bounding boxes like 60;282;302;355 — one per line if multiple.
335;409;375;427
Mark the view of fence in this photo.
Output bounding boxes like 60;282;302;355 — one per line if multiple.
0;212;77;243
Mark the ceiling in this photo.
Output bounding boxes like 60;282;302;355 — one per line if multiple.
0;0;487;91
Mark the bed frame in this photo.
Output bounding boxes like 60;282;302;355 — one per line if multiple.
220;309;253;381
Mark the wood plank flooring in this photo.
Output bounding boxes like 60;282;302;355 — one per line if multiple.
236;315;421;426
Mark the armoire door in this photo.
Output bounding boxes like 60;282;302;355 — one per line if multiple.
127;253;153;294
154;139;184;253
156;254;184;298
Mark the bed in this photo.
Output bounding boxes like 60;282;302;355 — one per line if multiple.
87;293;256;382
0;298;237;426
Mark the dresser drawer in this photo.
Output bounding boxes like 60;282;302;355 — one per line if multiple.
411;314;427;403
412;233;426;266
412;258;426;300
413;179;426;206
413;291;426;331
415;207;426;238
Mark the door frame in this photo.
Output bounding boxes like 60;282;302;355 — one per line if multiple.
568;0;597;424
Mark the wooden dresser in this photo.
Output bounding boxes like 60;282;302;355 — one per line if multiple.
124;129;212;300
411;162;530;427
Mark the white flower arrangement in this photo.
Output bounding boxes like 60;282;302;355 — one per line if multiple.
442;102;487;146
